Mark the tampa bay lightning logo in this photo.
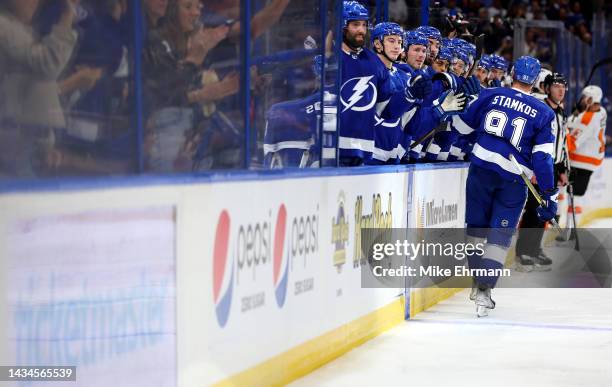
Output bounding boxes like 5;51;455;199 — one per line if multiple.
340;76;377;113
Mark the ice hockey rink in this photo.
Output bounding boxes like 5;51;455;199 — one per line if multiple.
291;218;612;387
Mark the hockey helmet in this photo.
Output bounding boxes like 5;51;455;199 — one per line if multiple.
371;22;404;44
343;1;369;27
512;56;541;84
581;85;603;104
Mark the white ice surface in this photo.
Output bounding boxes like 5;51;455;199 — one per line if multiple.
291;289;612;387
291;219;612;387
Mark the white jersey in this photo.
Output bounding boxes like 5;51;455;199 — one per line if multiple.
567;107;607;171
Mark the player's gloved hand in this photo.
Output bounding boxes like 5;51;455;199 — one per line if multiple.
488;79;502;88
460;75;481;97
408;75;432;100
536;188;559;222
432;90;467;119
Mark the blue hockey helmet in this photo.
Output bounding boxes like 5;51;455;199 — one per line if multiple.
371;22;404;44
489;54;508;71
453;49;469;64
512;55;541;84
464;42;477;58
404;30;428;49
478;55;492;70
416;26;442;41
437;46;453;62
343;1;369;27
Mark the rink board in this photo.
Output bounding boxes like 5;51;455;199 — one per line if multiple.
1;159;610;386
0;167;411;387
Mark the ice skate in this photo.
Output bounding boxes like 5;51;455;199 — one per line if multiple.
515;254;534;272
532;250;552;271
474;286;495;318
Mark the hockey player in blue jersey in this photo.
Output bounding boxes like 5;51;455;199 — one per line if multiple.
431;46;452;74
415;26;442;78
450;47;469;79
475;55;492;87
367;24;466;164
368;22;408;164
488;55;508;87
396;31;467;162
452;56;558;317
338;1;397;166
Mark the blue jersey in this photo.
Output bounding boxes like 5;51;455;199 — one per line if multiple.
263;92;322;168
339;48;395;162
423;127;459;162
447;131;476;161
368;64;415;164
452;87;556;191
423;65;437;79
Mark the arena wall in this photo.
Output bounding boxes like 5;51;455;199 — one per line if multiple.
1;160;610;386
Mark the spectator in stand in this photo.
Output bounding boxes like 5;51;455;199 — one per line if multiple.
144;0;168;32
0;0;78;177
143;0;237;172
197;0;291;169
46;0;134;175
487;0;506;19
389;0;408;24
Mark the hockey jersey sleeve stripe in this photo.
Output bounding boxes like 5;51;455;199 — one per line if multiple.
339;136;375;152
451;115;475;134
569;152;603;166
264;140;314;155
449;145;462;157
532;143;554;156
427;142;442;154
472;144;534;178
372;144;407;162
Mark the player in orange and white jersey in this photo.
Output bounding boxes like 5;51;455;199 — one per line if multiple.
567;85;607;196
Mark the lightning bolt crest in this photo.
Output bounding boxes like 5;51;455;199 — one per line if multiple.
341;76;375;113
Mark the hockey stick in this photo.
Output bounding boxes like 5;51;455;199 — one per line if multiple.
409;123;446;150
571;57;612;115
584;57;612;90
466;34;485;78
509;154;563;233
562;145;580;250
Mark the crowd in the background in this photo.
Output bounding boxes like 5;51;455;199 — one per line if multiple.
0;0;606;178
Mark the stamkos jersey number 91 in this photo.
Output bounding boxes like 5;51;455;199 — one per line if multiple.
452;87;557;192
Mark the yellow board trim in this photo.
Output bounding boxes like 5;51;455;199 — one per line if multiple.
409;287;464;317
578;208;612;227
213;296;405;387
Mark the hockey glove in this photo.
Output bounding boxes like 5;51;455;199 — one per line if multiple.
536;188;559;222
460;75;481;97
488;79;502;88
432;90;467;120
408;75;432;100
